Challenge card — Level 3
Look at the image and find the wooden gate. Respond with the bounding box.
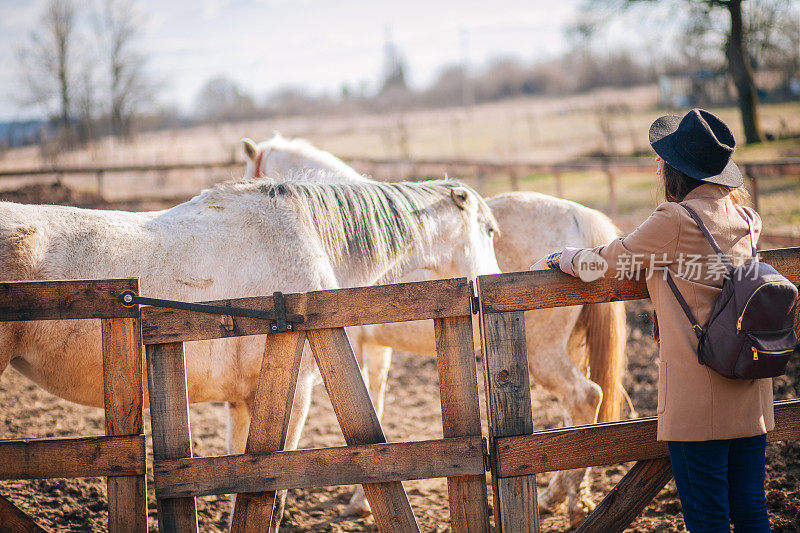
[0,279,147,532]
[477,247,800,532]
[139,278,490,532]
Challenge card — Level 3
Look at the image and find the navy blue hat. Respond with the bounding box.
[649,108,743,188]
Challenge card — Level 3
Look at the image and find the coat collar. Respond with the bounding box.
[683,182,731,201]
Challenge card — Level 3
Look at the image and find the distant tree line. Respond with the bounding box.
[15,0,158,149]
[191,0,798,137]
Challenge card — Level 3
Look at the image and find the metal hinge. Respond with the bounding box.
[469,280,480,315]
[482,437,492,471]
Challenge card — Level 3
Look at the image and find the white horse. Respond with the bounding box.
[0,177,500,530]
[242,134,629,525]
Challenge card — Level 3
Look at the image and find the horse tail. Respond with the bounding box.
[577,301,627,421]
[572,206,627,422]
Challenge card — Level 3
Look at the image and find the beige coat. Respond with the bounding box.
[562,183,773,441]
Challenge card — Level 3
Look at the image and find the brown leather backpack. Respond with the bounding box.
[665,205,799,379]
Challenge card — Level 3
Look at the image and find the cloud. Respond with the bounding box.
[202,0,233,19]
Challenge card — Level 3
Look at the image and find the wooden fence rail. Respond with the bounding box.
[476,246,800,533]
[0,279,147,532]
[139,275,490,532]
[1,246,798,532]
[1,156,797,214]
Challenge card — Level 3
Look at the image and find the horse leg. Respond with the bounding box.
[0,325,13,377]
[341,342,393,518]
[526,309,601,524]
[227,400,252,454]
[269,349,317,533]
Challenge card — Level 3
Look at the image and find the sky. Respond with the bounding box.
[0,0,666,122]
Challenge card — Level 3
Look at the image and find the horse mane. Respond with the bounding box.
[202,176,496,283]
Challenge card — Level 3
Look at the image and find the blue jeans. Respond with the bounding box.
[668,434,770,533]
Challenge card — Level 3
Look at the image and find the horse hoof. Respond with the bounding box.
[340,500,371,518]
[568,496,595,528]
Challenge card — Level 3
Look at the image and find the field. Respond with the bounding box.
[1,88,799,531]
[1,85,798,237]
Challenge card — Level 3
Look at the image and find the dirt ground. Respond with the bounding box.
[1,189,799,531]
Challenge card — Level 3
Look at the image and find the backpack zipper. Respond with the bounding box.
[752,346,794,360]
[737,281,784,333]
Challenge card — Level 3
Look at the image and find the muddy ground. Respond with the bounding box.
[1,185,799,531]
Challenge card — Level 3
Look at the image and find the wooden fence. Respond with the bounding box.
[0,246,798,532]
[139,278,490,532]
[476,246,800,532]
[1,156,798,215]
[0,279,147,532]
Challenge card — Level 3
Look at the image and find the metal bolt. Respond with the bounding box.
[271,324,277,331]
[123,293,133,304]
[286,324,293,331]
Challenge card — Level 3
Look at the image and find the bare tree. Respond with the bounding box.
[194,76,256,122]
[16,0,79,133]
[96,0,153,138]
[592,0,767,144]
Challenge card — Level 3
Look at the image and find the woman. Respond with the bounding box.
[533,108,772,532]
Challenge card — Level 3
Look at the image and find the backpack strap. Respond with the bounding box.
[742,209,758,257]
[664,268,704,341]
[681,203,756,263]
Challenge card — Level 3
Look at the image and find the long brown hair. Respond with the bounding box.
[653,162,751,341]
[662,162,750,205]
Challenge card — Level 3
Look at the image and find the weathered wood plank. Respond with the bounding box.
[102,316,147,533]
[146,342,198,533]
[477,247,800,314]
[434,316,490,533]
[497,399,800,477]
[307,327,420,532]
[0,493,49,532]
[479,311,533,437]
[0,435,145,479]
[574,458,673,533]
[141,277,470,344]
[495,477,539,533]
[230,331,306,533]
[154,436,485,498]
[0,279,139,321]
[477,305,538,533]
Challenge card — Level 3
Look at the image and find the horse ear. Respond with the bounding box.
[450,187,472,211]
[242,138,258,161]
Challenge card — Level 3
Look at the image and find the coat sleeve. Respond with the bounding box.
[559,202,682,280]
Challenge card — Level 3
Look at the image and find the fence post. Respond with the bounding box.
[477,292,539,533]
[553,169,564,198]
[102,311,147,533]
[96,170,105,200]
[147,342,198,533]
[508,169,520,192]
[606,169,618,218]
[749,171,760,211]
[434,316,490,533]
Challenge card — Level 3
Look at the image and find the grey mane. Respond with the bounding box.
[208,177,495,283]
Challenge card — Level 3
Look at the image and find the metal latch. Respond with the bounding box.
[120,290,304,333]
